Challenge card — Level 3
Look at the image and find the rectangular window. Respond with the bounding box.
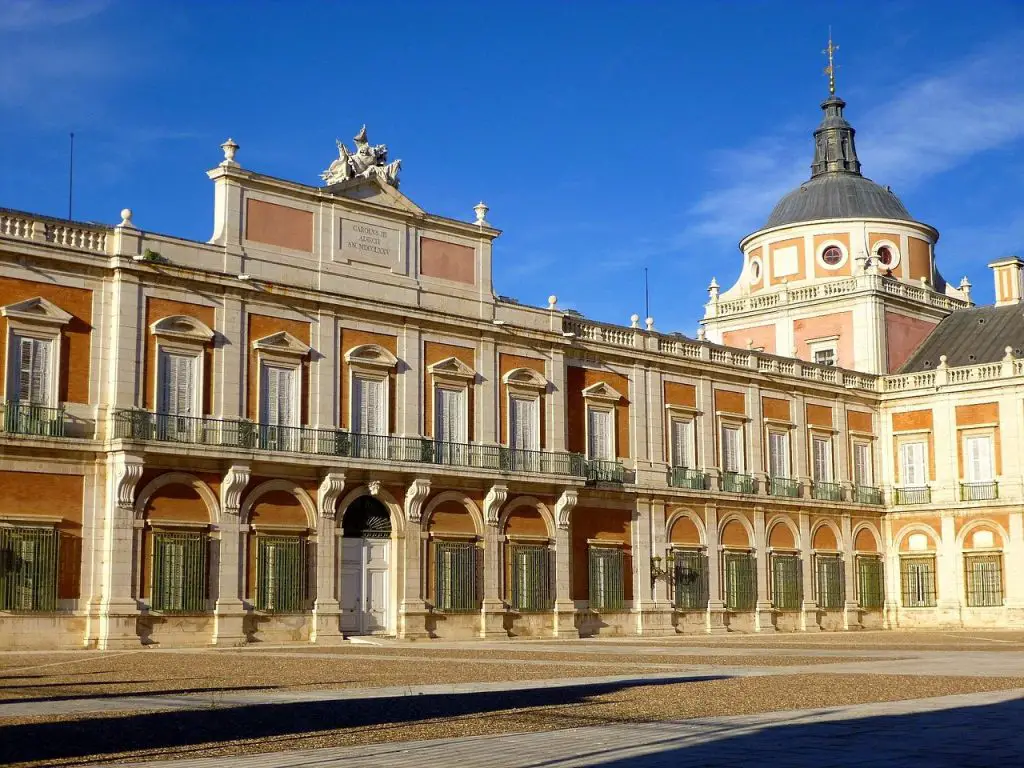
[899,441,927,486]
[158,351,197,416]
[12,336,53,405]
[0,526,58,611]
[587,407,614,460]
[965,554,1002,607]
[812,436,833,482]
[813,346,836,367]
[853,441,872,486]
[261,365,296,426]
[509,397,540,451]
[815,555,844,609]
[255,535,304,612]
[435,539,478,612]
[720,424,743,473]
[508,544,550,611]
[670,418,694,468]
[351,375,385,435]
[151,531,207,613]
[723,551,755,610]
[857,556,884,609]
[435,387,467,444]
[900,556,936,607]
[770,553,801,610]
[588,546,624,610]
[768,431,789,478]
[964,435,995,482]
[673,549,708,610]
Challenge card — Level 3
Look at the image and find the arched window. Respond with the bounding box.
[342,496,392,538]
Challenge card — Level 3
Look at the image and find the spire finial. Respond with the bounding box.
[823,29,839,95]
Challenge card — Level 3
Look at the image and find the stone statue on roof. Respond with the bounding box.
[321,125,402,188]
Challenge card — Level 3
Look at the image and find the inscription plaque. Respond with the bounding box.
[338,218,400,269]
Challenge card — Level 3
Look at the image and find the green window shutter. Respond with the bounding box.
[771,554,801,611]
[152,532,207,613]
[0,527,58,612]
[435,540,477,613]
[510,545,551,612]
[673,549,708,610]
[257,536,304,612]
[815,555,844,609]
[857,556,884,609]
[589,547,624,610]
[724,552,755,610]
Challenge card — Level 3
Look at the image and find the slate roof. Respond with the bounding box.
[765,173,914,229]
[899,304,1024,372]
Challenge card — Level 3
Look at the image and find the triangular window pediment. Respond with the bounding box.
[581,381,623,403]
[150,314,215,343]
[427,356,476,380]
[502,367,547,389]
[252,331,311,356]
[345,343,398,369]
[1,297,73,327]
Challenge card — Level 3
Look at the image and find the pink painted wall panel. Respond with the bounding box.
[886,311,938,372]
[793,311,853,367]
[722,323,776,354]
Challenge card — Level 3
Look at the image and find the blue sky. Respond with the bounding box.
[2,1,1023,334]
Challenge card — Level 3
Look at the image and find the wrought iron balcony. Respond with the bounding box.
[769,476,800,498]
[670,467,709,491]
[812,481,843,502]
[854,485,883,505]
[1,402,67,438]
[586,459,626,484]
[960,481,998,502]
[111,410,588,477]
[722,471,756,494]
[895,486,931,505]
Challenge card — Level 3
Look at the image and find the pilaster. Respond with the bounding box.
[312,307,337,428]
[548,347,567,453]
[937,512,963,626]
[704,503,727,633]
[480,484,509,638]
[398,325,422,436]
[398,478,430,638]
[840,513,860,629]
[479,337,498,445]
[312,472,345,643]
[552,490,579,638]
[753,506,775,632]
[214,464,250,646]
[798,510,820,631]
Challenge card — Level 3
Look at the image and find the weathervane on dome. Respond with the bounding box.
[823,29,839,95]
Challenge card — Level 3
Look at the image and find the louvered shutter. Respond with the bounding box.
[813,437,833,482]
[854,443,871,485]
[352,376,383,434]
[15,337,51,404]
[671,419,693,468]
[900,442,925,485]
[436,388,466,443]
[588,408,611,460]
[965,436,993,482]
[722,426,741,472]
[510,398,538,450]
[768,432,788,477]
[278,368,294,426]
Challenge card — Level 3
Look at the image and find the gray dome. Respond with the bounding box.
[765,173,913,229]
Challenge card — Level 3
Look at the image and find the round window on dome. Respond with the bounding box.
[749,258,762,282]
[822,246,843,266]
[873,242,901,270]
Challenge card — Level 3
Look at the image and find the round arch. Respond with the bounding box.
[337,485,405,537]
[893,522,940,552]
[718,513,754,548]
[956,518,1009,549]
[665,507,706,547]
[241,479,317,529]
[851,521,883,552]
[134,472,220,523]
[422,491,485,535]
[810,519,844,551]
[497,496,555,538]
[766,515,801,549]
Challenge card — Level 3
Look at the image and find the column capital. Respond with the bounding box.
[318,472,346,519]
[555,489,578,530]
[221,464,251,516]
[404,478,431,523]
[483,483,509,527]
[111,453,145,511]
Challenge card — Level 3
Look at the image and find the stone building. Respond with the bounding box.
[0,92,1020,650]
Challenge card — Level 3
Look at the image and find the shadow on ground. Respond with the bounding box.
[0,676,715,765]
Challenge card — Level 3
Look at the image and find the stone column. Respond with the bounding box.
[841,513,860,629]
[753,506,775,632]
[214,464,249,646]
[552,490,579,638]
[94,453,144,649]
[798,510,820,631]
[480,484,509,638]
[1006,511,1024,622]
[312,472,345,643]
[705,503,727,633]
[882,514,900,629]
[937,512,962,626]
[398,479,430,638]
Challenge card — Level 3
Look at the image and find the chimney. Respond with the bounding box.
[989,256,1024,306]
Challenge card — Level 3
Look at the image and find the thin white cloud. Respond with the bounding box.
[0,0,110,31]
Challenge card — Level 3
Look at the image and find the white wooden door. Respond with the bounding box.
[363,539,390,633]
[339,539,362,634]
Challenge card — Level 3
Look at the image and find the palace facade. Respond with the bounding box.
[1,92,1022,650]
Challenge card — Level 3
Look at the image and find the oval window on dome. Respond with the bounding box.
[749,258,762,281]
[822,246,843,266]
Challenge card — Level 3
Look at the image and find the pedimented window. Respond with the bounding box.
[503,367,546,391]
[2,297,73,406]
[1,297,73,328]
[427,356,475,381]
[581,381,623,404]
[150,315,214,344]
[345,343,398,370]
[252,331,311,357]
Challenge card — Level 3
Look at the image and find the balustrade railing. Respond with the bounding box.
[1,402,67,437]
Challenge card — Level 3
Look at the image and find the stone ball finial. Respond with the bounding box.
[119,208,134,228]
[1005,346,1015,361]
[547,295,557,310]
[938,354,948,368]
[474,201,489,226]
[696,326,707,341]
[630,313,640,328]
[220,137,239,166]
[645,316,654,331]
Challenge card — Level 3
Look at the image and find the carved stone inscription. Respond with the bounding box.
[339,218,400,269]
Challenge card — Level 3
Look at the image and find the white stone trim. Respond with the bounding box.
[150,315,214,344]
[815,239,849,271]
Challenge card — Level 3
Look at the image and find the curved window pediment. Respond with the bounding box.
[502,367,546,389]
[150,315,215,343]
[345,343,398,369]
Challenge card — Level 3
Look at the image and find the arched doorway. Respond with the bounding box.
[340,495,392,635]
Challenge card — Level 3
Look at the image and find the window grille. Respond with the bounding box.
[857,555,884,609]
[673,549,708,610]
[508,545,551,612]
[815,554,844,609]
[589,547,625,610]
[770,553,801,611]
[152,531,207,613]
[723,551,755,610]
[255,535,305,612]
[0,526,58,612]
[900,556,936,607]
[964,554,1002,608]
[435,540,478,613]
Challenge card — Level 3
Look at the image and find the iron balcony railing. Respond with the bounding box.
[586,459,626,484]
[112,410,589,478]
[895,486,931,505]
[813,481,843,502]
[960,481,998,502]
[1,402,67,438]
[769,476,800,498]
[670,467,709,491]
[855,485,884,505]
[722,471,756,494]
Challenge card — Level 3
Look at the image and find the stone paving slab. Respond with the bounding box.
[111,687,1024,768]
